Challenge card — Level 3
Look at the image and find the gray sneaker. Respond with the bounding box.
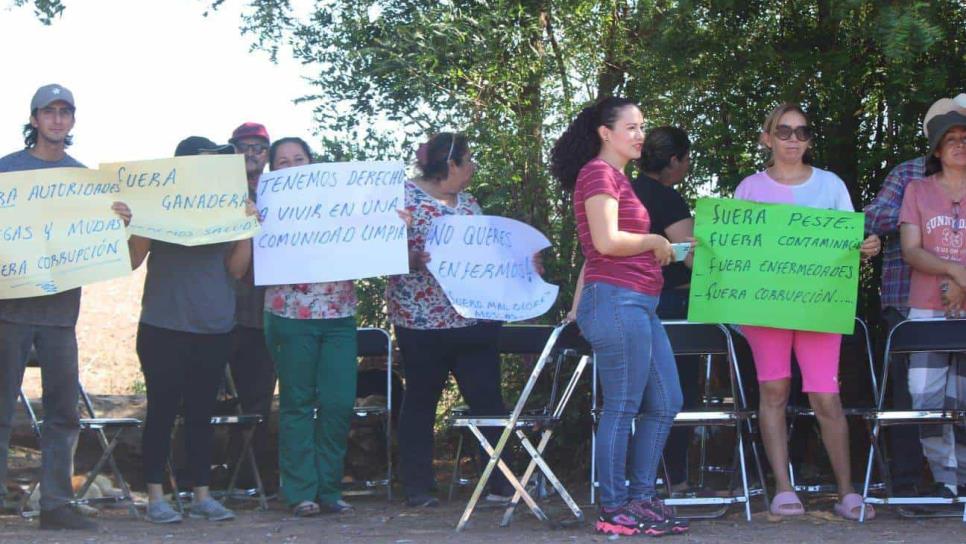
[188,498,235,521]
[319,499,353,514]
[146,501,183,524]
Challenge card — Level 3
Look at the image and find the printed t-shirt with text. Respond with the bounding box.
[899,175,966,311]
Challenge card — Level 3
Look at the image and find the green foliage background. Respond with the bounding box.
[26,0,965,327]
[222,0,966,472]
[218,0,966,330]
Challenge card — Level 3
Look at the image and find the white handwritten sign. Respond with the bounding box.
[425,215,558,322]
[101,155,259,246]
[0,167,131,299]
[252,161,409,285]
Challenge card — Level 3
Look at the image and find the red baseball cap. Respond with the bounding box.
[229,122,270,144]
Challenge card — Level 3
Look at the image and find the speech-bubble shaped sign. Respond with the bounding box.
[426,215,558,322]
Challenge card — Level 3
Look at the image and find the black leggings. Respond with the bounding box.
[396,322,508,497]
[137,323,231,486]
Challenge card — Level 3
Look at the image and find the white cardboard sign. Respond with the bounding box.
[425,215,558,322]
[253,161,409,285]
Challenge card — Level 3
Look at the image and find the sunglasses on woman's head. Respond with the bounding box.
[774,125,813,141]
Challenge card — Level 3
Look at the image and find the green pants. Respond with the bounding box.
[264,312,357,505]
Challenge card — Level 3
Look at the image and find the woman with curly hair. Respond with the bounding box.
[553,98,686,537]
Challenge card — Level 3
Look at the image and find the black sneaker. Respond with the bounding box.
[636,497,689,534]
[405,494,440,507]
[39,505,99,531]
[596,504,669,537]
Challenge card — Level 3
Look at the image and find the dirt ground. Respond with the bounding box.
[1,492,964,544]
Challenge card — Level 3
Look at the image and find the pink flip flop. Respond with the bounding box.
[769,491,805,516]
[834,493,875,520]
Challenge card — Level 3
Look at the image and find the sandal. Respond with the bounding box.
[293,500,320,517]
[834,493,874,521]
[769,491,805,516]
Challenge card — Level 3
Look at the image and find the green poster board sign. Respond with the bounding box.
[687,198,864,334]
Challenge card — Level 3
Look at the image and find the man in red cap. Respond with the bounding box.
[226,122,277,493]
[229,122,271,194]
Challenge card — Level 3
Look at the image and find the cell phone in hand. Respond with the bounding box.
[670,242,692,263]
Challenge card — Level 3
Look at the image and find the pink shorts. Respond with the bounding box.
[741,325,842,393]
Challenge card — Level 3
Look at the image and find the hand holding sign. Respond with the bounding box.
[425,215,558,322]
[111,201,132,226]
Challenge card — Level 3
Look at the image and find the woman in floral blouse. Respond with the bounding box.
[387,132,514,506]
[262,137,359,517]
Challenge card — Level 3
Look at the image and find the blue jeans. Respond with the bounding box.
[578,282,683,507]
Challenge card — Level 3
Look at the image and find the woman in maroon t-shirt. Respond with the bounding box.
[551,97,684,537]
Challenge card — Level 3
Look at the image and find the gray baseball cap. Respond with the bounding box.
[30,84,75,112]
[927,111,966,153]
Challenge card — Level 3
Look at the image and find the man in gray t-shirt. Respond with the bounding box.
[0,84,130,531]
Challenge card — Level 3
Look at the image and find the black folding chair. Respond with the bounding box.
[860,317,966,522]
[168,367,267,512]
[349,327,394,500]
[589,321,764,521]
[785,317,885,495]
[449,322,591,531]
[17,350,141,519]
[662,322,763,520]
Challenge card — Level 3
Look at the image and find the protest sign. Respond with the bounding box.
[101,155,259,245]
[688,198,863,334]
[0,167,130,299]
[425,215,558,322]
[252,161,409,285]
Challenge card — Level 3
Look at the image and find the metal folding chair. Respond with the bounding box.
[168,367,267,512]
[450,321,591,531]
[860,317,966,522]
[589,321,763,521]
[781,317,885,497]
[17,350,141,519]
[662,322,763,520]
[349,327,394,500]
[447,325,555,501]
